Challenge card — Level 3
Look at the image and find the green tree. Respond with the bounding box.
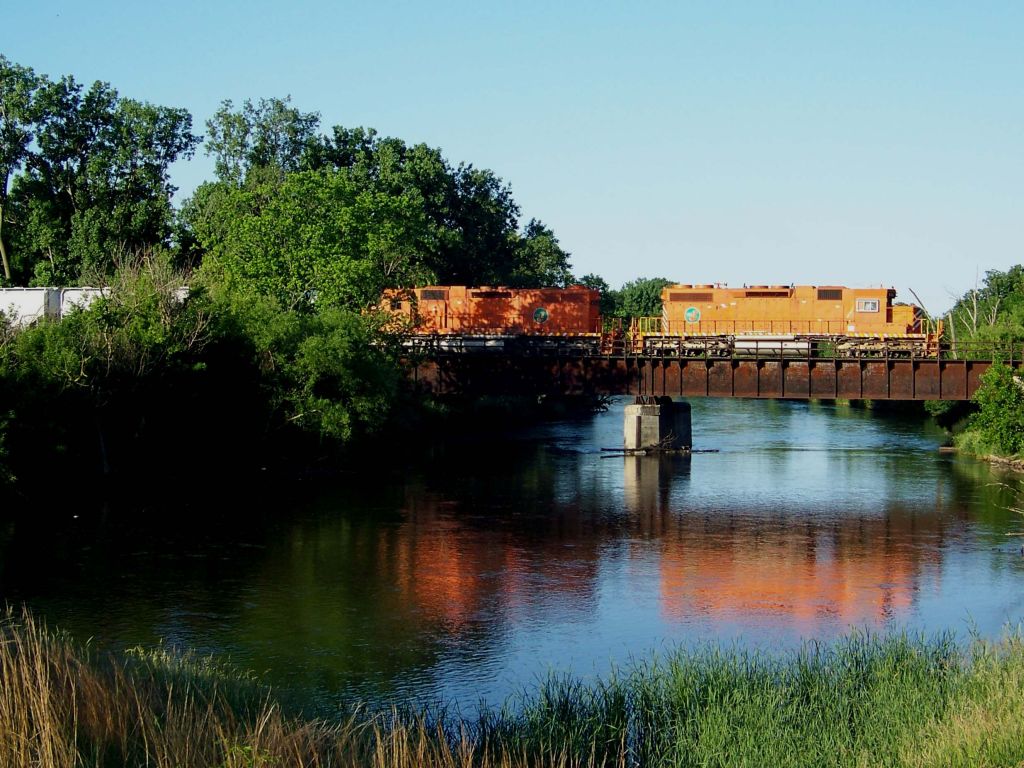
[287,308,400,440]
[617,277,672,317]
[308,125,549,286]
[193,169,432,309]
[508,219,573,287]
[967,363,1024,456]
[0,56,42,282]
[4,65,198,284]
[306,130,465,280]
[442,164,520,285]
[205,96,320,185]
[928,265,1024,441]
[199,275,402,444]
[578,273,617,316]
[186,104,565,292]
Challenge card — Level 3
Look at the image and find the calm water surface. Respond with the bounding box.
[3,398,1024,712]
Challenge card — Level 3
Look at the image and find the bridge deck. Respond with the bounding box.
[411,353,1016,400]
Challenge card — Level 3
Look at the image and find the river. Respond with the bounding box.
[2,398,1024,714]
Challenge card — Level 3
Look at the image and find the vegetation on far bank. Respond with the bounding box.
[922,266,1024,463]
[4,607,1024,767]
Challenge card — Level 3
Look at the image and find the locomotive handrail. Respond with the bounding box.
[399,333,1024,363]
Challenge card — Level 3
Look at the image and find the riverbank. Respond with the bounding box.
[3,609,1024,768]
[987,455,1024,472]
[953,428,1024,473]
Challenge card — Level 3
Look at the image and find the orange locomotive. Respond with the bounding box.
[383,283,939,356]
[382,285,603,351]
[642,284,939,356]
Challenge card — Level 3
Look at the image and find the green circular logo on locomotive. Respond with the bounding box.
[533,307,549,323]
[684,306,701,323]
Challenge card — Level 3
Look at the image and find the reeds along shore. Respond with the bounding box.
[3,608,1024,768]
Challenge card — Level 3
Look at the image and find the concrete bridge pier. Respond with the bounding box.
[624,396,692,451]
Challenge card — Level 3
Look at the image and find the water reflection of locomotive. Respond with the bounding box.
[383,283,941,356]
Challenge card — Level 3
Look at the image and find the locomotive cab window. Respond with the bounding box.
[856,299,880,313]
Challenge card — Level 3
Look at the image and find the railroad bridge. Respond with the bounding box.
[403,342,1019,450]
[408,342,1021,450]
[407,341,1022,402]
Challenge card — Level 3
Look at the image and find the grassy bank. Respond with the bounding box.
[952,428,1024,473]
[5,610,1024,767]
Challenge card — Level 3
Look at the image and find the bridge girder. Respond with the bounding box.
[409,355,1011,401]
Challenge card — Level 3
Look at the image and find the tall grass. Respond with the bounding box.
[954,428,1002,461]
[4,607,1024,767]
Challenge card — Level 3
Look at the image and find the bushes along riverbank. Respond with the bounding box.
[4,608,1024,767]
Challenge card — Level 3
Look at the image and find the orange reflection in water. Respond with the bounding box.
[385,455,948,636]
[389,520,496,630]
[614,456,942,630]
[386,494,603,632]
[622,454,945,631]
[656,523,930,631]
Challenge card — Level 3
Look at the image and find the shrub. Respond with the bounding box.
[968,363,1024,456]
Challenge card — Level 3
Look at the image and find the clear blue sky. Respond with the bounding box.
[7,1,1022,313]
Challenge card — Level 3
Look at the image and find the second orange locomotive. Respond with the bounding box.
[646,283,937,355]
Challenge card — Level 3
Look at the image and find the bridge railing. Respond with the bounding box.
[396,332,1024,363]
[632,337,1024,362]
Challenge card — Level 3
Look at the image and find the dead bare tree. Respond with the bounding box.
[947,310,958,359]
[907,287,936,334]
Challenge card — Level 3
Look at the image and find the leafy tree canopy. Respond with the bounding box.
[578,273,617,316]
[0,56,38,282]
[616,277,673,318]
[205,96,319,186]
[0,57,199,285]
[184,100,573,298]
[508,219,574,288]
[967,363,1024,456]
[941,265,1024,457]
[192,169,434,310]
